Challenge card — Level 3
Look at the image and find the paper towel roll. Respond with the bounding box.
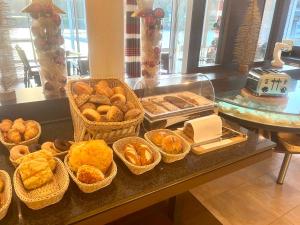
[184,115,222,143]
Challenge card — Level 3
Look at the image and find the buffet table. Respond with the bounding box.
[0,119,275,225]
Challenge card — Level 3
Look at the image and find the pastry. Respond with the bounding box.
[82,108,101,122]
[41,142,57,155]
[97,105,111,115]
[10,145,30,161]
[135,143,153,166]
[112,101,128,113]
[25,120,38,130]
[54,139,71,152]
[17,150,57,171]
[75,94,90,107]
[89,94,111,105]
[7,129,22,144]
[124,144,141,166]
[178,94,200,106]
[107,106,124,122]
[0,178,4,193]
[95,86,114,98]
[68,140,113,174]
[96,80,109,88]
[110,94,126,105]
[80,102,97,112]
[163,96,193,109]
[125,109,142,120]
[0,119,12,132]
[151,98,179,111]
[77,165,105,184]
[113,86,126,96]
[12,121,26,134]
[73,81,93,95]
[29,143,42,151]
[150,131,169,147]
[24,127,39,141]
[161,135,183,154]
[126,101,136,111]
[99,115,109,122]
[18,157,54,190]
[141,100,167,115]
[14,118,24,124]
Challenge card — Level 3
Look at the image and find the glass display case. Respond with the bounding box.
[133,74,216,129]
[216,80,300,130]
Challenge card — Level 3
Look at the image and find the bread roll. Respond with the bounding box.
[12,122,26,134]
[0,119,12,132]
[95,86,114,98]
[80,102,97,112]
[7,129,22,144]
[82,108,101,122]
[24,127,39,141]
[124,144,141,166]
[125,109,142,121]
[107,106,124,122]
[73,81,93,95]
[135,144,153,166]
[161,135,183,154]
[113,86,126,96]
[89,95,111,105]
[110,94,126,105]
[150,131,168,147]
[77,165,105,184]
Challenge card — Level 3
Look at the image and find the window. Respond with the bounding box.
[198,0,224,66]
[255,0,277,61]
[283,0,300,46]
[7,0,88,76]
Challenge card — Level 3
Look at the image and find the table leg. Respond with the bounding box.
[277,153,293,184]
[167,195,184,225]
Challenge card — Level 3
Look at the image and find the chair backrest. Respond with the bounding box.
[15,45,31,71]
[78,59,90,76]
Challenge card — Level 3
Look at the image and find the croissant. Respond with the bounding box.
[24,127,39,141]
[7,129,22,144]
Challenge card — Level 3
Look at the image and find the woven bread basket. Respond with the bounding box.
[0,170,12,220]
[113,137,161,175]
[66,79,144,144]
[64,154,117,193]
[145,129,191,163]
[0,121,41,150]
[13,158,69,210]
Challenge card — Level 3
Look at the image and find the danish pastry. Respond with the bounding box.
[82,108,101,122]
[110,94,126,105]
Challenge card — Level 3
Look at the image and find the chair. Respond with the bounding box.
[277,133,300,184]
[78,59,90,76]
[15,45,41,88]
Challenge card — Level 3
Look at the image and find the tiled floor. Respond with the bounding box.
[191,152,300,225]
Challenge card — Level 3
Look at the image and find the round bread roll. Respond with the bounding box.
[96,80,109,88]
[126,101,136,111]
[112,101,128,113]
[150,131,169,147]
[80,102,97,112]
[125,109,142,121]
[24,127,39,141]
[110,94,126,105]
[161,135,183,154]
[10,145,30,161]
[89,95,111,105]
[0,119,13,132]
[7,129,22,144]
[73,81,93,95]
[12,121,26,134]
[95,86,114,98]
[77,165,105,184]
[82,108,101,122]
[113,86,126,96]
[107,106,124,122]
[97,105,111,115]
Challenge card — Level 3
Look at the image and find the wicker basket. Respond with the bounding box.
[145,129,191,163]
[278,133,300,153]
[113,137,161,175]
[0,121,41,150]
[0,171,12,220]
[66,79,144,144]
[64,154,117,193]
[13,158,69,210]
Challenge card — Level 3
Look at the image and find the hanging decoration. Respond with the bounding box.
[0,0,18,101]
[22,0,67,96]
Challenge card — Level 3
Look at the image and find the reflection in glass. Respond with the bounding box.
[199,0,224,67]
[255,0,277,61]
[284,0,300,46]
